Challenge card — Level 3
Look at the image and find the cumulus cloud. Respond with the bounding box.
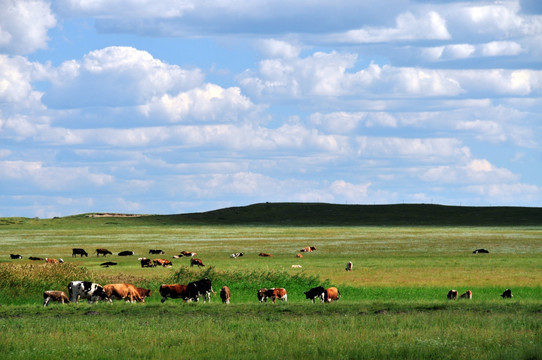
[0,55,48,108]
[0,0,56,54]
[421,158,518,185]
[422,41,524,61]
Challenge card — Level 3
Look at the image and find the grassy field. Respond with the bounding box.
[1,205,541,359]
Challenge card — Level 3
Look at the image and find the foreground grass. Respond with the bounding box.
[1,302,540,360]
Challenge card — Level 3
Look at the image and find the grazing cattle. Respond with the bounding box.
[149,249,164,255]
[258,288,287,303]
[220,286,231,304]
[190,258,205,267]
[29,256,43,261]
[136,287,151,301]
[300,246,316,253]
[43,290,69,307]
[473,248,489,254]
[324,287,340,303]
[96,248,112,257]
[68,281,108,304]
[103,283,143,303]
[345,261,353,271]
[447,289,458,300]
[230,252,244,258]
[153,258,172,267]
[501,289,513,298]
[100,261,117,267]
[180,251,197,257]
[10,254,22,259]
[45,258,64,264]
[259,253,273,257]
[186,278,214,302]
[304,286,325,303]
[72,248,88,257]
[296,253,303,258]
[140,258,153,268]
[118,250,134,256]
[159,284,189,303]
[291,265,302,268]
[460,290,472,299]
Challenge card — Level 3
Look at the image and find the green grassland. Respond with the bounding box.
[0,203,541,359]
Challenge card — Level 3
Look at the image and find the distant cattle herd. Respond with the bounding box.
[6,246,514,306]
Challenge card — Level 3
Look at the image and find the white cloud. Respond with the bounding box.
[0,55,48,108]
[257,39,301,59]
[422,41,524,61]
[421,159,518,185]
[0,0,56,54]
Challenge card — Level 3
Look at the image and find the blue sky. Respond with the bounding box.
[1,0,541,217]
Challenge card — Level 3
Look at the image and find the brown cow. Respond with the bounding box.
[190,258,205,267]
[159,284,189,303]
[153,258,173,267]
[45,258,64,264]
[180,251,197,257]
[259,253,273,257]
[460,290,472,299]
[324,287,340,303]
[96,248,112,257]
[258,288,287,303]
[447,289,458,300]
[136,287,151,301]
[43,290,70,307]
[139,257,153,267]
[220,286,231,304]
[103,283,143,303]
[296,253,303,258]
[300,246,316,252]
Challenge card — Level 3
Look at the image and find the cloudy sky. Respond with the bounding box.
[1,0,541,217]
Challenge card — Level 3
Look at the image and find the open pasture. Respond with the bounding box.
[1,217,541,359]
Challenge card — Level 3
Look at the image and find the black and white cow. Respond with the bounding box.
[304,286,325,303]
[10,254,23,259]
[230,252,244,258]
[118,250,134,256]
[149,249,164,255]
[67,281,109,304]
[186,278,214,302]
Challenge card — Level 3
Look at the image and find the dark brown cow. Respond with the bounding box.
[139,258,153,267]
[153,258,172,267]
[136,287,151,301]
[190,258,205,267]
[345,261,353,271]
[447,289,458,300]
[96,248,112,257]
[29,256,43,261]
[324,287,340,303]
[45,257,64,264]
[159,284,189,303]
[259,253,273,257]
[72,248,88,257]
[220,286,231,304]
[460,290,472,299]
[43,290,70,307]
[103,283,143,303]
[258,288,287,303]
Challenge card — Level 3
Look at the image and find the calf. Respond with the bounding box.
[345,261,353,271]
[43,290,70,307]
[72,248,88,257]
[136,287,151,301]
[96,248,112,257]
[259,253,273,257]
[153,258,172,267]
[45,258,64,263]
[103,283,143,303]
[68,281,108,304]
[473,248,489,254]
[190,258,205,267]
[447,289,458,300]
[291,264,302,268]
[149,249,164,255]
[501,289,513,298]
[304,286,325,303]
[160,284,189,303]
[220,286,231,304]
[296,253,303,258]
[324,287,340,303]
[460,290,472,299]
[118,250,134,256]
[10,254,23,259]
[186,278,214,302]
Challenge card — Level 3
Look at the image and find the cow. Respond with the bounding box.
[43,290,70,307]
[10,254,23,259]
[345,261,353,271]
[140,258,154,268]
[501,289,513,298]
[473,249,489,254]
[296,253,303,258]
[72,248,88,257]
[258,288,287,303]
[460,290,472,299]
[304,286,325,303]
[153,258,172,267]
[29,256,43,261]
[136,287,151,301]
[259,253,273,257]
[190,258,205,267]
[100,261,117,267]
[45,258,64,264]
[220,286,231,304]
[103,283,143,303]
[300,246,316,252]
[149,249,165,255]
[186,278,214,303]
[179,251,197,257]
[68,281,109,304]
[324,287,340,303]
[96,248,112,257]
[159,284,189,303]
[118,250,134,256]
[447,289,458,300]
[291,265,302,268]
[230,252,244,258]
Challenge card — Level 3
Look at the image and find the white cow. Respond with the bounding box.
[68,281,109,304]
